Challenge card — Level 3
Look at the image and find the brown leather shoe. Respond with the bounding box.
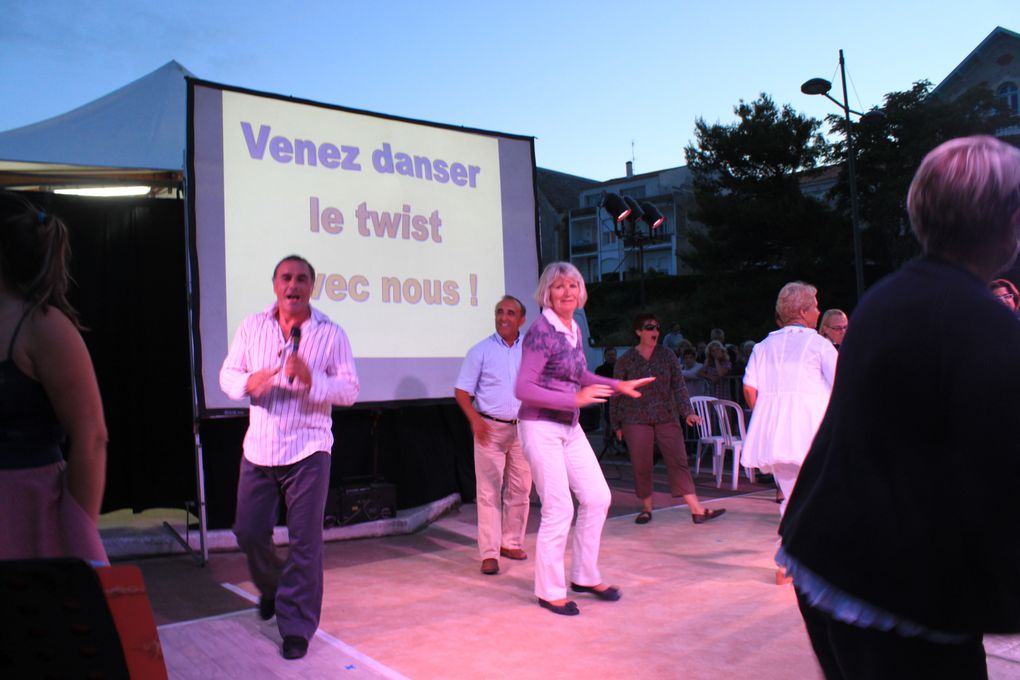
[499,547,528,560]
[481,558,499,575]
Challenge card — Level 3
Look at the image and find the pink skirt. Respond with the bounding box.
[0,460,107,563]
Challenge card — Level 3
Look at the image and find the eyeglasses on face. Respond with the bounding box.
[642,324,660,331]
[826,324,848,332]
[995,293,1015,302]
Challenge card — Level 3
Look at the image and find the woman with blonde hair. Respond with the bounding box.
[698,339,731,398]
[741,282,837,525]
[515,262,652,616]
[0,191,108,562]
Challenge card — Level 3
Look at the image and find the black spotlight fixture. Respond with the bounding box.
[640,202,664,230]
[623,196,643,222]
[622,196,644,237]
[602,192,630,222]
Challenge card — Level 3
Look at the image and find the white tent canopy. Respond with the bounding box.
[0,61,191,189]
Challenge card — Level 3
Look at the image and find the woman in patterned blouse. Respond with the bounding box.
[611,313,726,526]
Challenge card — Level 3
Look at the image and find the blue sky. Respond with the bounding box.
[1,1,1016,180]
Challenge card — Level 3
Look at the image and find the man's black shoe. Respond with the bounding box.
[282,635,308,660]
[258,596,275,620]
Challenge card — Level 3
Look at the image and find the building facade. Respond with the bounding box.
[933,26,1020,141]
[566,162,697,283]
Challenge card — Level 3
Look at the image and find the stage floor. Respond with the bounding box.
[125,472,1020,679]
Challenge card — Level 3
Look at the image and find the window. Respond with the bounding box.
[570,216,597,253]
[571,256,596,281]
[997,81,1019,116]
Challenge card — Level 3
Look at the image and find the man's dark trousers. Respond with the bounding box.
[234,451,331,641]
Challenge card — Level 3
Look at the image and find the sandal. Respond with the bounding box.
[635,510,652,524]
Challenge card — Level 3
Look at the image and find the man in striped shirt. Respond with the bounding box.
[220,254,359,660]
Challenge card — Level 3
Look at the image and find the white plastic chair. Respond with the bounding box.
[690,396,725,480]
[712,399,756,490]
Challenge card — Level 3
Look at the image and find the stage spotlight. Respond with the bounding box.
[602,192,630,222]
[640,202,664,229]
[623,196,644,224]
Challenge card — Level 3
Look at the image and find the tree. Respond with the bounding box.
[826,80,1013,276]
[683,95,855,324]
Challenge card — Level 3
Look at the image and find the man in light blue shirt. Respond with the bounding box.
[455,296,531,576]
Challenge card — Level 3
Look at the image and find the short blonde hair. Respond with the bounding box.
[776,281,818,326]
[534,262,588,310]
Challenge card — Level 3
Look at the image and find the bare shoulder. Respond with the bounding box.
[19,307,90,377]
[23,306,82,349]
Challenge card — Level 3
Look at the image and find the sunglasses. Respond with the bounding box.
[642,324,660,331]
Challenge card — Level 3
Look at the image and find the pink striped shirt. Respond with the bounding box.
[219,303,360,466]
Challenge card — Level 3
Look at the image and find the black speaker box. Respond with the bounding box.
[325,482,396,527]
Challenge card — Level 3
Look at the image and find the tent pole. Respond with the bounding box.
[164,176,209,566]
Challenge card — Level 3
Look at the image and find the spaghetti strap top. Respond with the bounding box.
[0,308,65,469]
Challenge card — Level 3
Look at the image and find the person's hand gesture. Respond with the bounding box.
[246,368,279,398]
[576,384,614,406]
[616,377,655,398]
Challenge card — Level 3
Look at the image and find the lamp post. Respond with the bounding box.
[802,49,879,301]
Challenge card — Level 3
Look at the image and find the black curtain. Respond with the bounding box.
[25,192,475,526]
[30,193,195,512]
[200,405,476,529]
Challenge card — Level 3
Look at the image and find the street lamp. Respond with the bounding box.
[802,49,882,301]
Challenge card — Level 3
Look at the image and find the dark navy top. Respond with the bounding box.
[0,309,64,469]
[780,257,1020,635]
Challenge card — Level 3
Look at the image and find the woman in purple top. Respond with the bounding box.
[611,313,725,525]
[515,262,652,616]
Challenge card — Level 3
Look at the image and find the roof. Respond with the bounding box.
[932,26,1020,97]
[0,61,192,183]
[536,167,598,214]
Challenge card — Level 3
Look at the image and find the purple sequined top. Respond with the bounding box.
[515,313,617,426]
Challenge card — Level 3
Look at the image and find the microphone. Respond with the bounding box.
[288,327,301,384]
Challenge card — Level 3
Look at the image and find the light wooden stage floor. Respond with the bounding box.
[136,489,1020,679]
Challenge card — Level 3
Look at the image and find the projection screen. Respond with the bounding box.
[188,81,539,413]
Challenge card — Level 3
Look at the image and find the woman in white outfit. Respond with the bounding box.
[741,282,837,528]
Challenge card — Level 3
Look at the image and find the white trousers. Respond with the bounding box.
[474,420,532,558]
[773,462,802,519]
[518,419,611,601]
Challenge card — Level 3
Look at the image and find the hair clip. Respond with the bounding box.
[37,211,48,223]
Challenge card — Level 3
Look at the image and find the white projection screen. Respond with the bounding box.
[188,81,539,413]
